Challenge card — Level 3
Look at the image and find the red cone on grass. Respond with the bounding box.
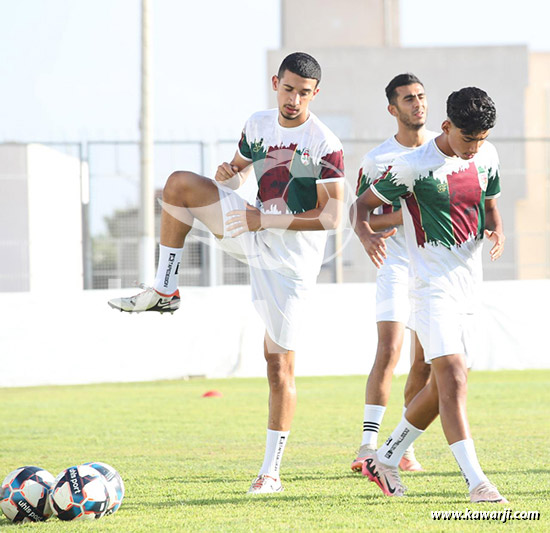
[202,390,223,398]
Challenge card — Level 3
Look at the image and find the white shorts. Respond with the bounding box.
[410,308,477,367]
[215,185,313,351]
[375,258,410,323]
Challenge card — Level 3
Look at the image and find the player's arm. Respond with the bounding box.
[484,198,505,261]
[368,209,403,231]
[265,180,344,230]
[350,188,397,268]
[356,164,403,231]
[214,151,253,190]
[226,181,344,234]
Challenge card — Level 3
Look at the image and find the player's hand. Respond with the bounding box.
[226,204,263,236]
[360,227,397,268]
[215,162,240,183]
[484,229,505,261]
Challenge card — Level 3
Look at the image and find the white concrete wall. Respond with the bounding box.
[27,144,83,292]
[0,143,83,292]
[0,280,548,388]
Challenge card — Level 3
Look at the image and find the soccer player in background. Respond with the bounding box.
[351,74,434,474]
[109,53,345,494]
[351,87,507,503]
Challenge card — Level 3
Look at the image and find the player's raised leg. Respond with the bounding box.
[108,171,224,313]
[248,333,295,494]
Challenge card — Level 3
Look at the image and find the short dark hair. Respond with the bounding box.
[277,52,322,85]
[446,87,497,134]
[385,73,424,104]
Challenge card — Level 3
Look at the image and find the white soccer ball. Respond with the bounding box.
[0,466,55,522]
[49,464,109,520]
[84,462,124,515]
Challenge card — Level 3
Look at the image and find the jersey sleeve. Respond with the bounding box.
[481,143,501,199]
[317,148,345,183]
[485,166,501,199]
[370,157,413,204]
[356,154,378,196]
[237,125,253,161]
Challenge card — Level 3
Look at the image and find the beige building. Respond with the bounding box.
[269,0,550,281]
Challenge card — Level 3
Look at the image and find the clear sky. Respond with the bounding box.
[1,0,549,143]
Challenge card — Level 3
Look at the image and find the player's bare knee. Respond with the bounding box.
[439,367,467,400]
[267,357,294,391]
[163,170,197,201]
[375,339,402,363]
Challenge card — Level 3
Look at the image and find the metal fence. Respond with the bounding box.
[3,138,548,291]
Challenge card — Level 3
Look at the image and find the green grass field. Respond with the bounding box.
[0,370,548,531]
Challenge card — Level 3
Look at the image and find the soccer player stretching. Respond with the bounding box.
[352,73,434,473]
[351,87,507,503]
[109,53,345,494]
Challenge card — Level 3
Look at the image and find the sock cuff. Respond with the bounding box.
[159,244,184,253]
[449,438,474,452]
[364,404,386,416]
[402,415,424,434]
[267,429,290,437]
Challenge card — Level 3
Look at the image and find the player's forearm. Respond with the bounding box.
[349,200,375,242]
[261,204,341,231]
[218,173,244,190]
[215,159,252,190]
[368,209,403,231]
[485,205,503,234]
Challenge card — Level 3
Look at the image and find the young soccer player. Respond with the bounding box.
[351,87,507,503]
[108,52,345,494]
[351,74,435,473]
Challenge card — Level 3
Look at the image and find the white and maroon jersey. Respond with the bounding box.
[356,132,438,261]
[236,109,345,281]
[371,138,501,313]
[238,109,344,214]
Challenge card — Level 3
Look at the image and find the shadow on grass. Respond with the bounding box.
[0,518,53,528]
[171,473,364,484]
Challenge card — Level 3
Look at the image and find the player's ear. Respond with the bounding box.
[388,104,398,118]
[441,119,451,134]
[272,75,279,91]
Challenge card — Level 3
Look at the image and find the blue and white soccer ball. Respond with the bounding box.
[0,466,55,522]
[49,464,109,520]
[84,462,124,515]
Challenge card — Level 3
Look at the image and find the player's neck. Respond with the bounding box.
[434,133,456,158]
[278,110,311,129]
[394,126,426,148]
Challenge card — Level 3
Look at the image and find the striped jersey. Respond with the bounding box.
[371,138,501,312]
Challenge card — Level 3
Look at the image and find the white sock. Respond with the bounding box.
[450,438,488,491]
[153,245,182,294]
[259,429,289,478]
[402,406,414,453]
[361,405,386,447]
[377,415,424,467]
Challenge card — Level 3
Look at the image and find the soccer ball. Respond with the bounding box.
[50,464,109,520]
[0,466,55,522]
[84,462,124,515]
